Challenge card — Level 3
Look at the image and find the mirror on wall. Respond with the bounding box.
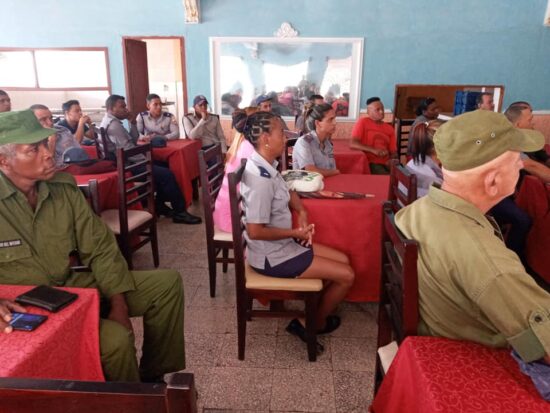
[209,37,364,120]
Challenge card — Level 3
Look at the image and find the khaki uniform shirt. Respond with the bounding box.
[395,186,550,362]
[137,111,180,140]
[0,172,135,298]
[182,112,227,152]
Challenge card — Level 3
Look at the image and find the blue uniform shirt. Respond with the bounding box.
[292,131,336,170]
[241,151,309,269]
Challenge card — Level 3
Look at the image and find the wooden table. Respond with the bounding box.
[298,174,390,302]
[73,171,120,210]
[0,285,104,381]
[152,140,202,207]
[332,140,369,174]
[371,336,548,412]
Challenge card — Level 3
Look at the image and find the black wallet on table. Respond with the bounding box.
[15,285,78,312]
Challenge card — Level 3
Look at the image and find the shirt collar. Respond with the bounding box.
[0,171,51,205]
[427,186,493,230]
[250,150,279,176]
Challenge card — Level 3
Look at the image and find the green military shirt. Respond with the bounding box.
[0,171,135,298]
[395,186,550,363]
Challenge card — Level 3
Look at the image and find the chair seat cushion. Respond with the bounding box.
[101,209,153,234]
[245,264,322,292]
[213,226,232,242]
[377,340,399,373]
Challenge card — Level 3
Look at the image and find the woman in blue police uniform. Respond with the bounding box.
[239,111,355,345]
[292,103,340,177]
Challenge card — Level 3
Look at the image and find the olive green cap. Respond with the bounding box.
[0,110,56,145]
[434,109,544,171]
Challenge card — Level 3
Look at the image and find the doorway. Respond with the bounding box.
[122,36,188,121]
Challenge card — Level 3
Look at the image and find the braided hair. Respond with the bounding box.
[233,111,276,147]
[305,103,333,133]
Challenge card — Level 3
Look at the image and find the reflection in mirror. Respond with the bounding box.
[210,37,363,119]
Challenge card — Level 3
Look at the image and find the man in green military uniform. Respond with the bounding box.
[0,110,185,382]
[396,110,550,364]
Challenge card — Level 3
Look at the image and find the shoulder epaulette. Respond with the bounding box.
[257,166,271,178]
[163,112,173,118]
[140,111,149,116]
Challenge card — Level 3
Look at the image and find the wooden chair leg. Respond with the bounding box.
[151,225,160,268]
[246,297,253,321]
[118,236,133,271]
[207,246,217,298]
[304,293,319,362]
[222,247,229,273]
[237,291,248,360]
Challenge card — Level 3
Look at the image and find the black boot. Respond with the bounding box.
[172,210,202,224]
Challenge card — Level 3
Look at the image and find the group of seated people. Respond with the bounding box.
[2,81,550,399]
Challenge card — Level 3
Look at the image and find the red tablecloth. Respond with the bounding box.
[0,285,104,381]
[73,171,120,210]
[82,145,99,159]
[332,140,369,174]
[298,174,389,302]
[152,139,202,207]
[516,175,550,282]
[371,336,549,413]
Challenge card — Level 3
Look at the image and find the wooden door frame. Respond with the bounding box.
[122,36,188,114]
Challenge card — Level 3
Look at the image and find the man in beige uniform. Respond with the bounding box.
[396,110,550,364]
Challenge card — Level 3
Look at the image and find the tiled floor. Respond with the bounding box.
[131,201,378,413]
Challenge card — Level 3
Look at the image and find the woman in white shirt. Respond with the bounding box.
[406,120,444,197]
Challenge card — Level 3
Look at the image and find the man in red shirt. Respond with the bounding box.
[350,97,397,174]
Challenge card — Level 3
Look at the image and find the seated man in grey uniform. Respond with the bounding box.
[31,104,115,175]
[100,94,201,225]
[182,95,227,152]
[292,103,340,177]
[395,110,550,397]
[0,110,185,382]
[136,93,180,141]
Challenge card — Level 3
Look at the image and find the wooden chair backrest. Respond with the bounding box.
[281,137,298,171]
[98,127,113,161]
[115,143,156,236]
[0,372,197,413]
[228,160,248,292]
[198,144,225,239]
[77,178,101,215]
[389,159,417,212]
[379,202,419,344]
[395,118,415,161]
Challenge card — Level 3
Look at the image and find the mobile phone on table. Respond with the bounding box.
[9,312,48,331]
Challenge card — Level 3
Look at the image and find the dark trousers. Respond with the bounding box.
[134,162,186,214]
[489,196,532,263]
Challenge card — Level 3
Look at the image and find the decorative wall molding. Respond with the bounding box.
[274,22,298,38]
[184,0,200,24]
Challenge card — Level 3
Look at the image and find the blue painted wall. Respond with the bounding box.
[3,0,550,110]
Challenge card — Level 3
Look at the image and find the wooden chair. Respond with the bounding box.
[0,372,198,413]
[281,137,298,171]
[100,144,159,269]
[394,118,415,162]
[77,178,101,215]
[388,159,417,212]
[228,160,323,361]
[374,202,419,393]
[198,144,233,298]
[97,127,113,161]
